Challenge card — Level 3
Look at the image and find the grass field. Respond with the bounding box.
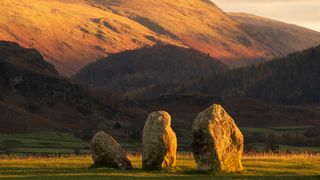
[1,127,320,154]
[0,131,90,154]
[0,153,319,179]
[0,130,319,179]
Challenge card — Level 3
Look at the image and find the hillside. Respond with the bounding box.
[73,42,320,144]
[198,45,320,105]
[73,45,228,98]
[143,95,320,128]
[74,43,320,105]
[229,13,320,57]
[1,0,320,76]
[133,44,320,105]
[1,41,320,149]
[140,95,320,150]
[0,41,57,75]
[0,0,180,76]
[0,41,145,134]
[88,0,271,66]
[75,43,320,104]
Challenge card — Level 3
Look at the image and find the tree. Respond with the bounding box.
[113,122,122,130]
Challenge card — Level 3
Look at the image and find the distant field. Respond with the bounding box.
[0,153,319,179]
[0,131,90,154]
[0,127,320,154]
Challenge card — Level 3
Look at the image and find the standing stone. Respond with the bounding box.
[142,111,177,170]
[192,104,244,173]
[91,131,133,170]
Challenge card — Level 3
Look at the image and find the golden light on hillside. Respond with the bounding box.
[0,0,180,75]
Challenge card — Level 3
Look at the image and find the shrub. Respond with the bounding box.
[129,130,141,140]
[74,149,81,155]
[265,142,280,153]
[78,129,94,140]
[304,127,320,138]
[113,122,122,130]
[244,143,256,153]
[25,102,39,113]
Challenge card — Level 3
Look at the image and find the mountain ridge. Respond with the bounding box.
[0,0,181,75]
[74,45,228,98]
[75,43,320,104]
[229,12,320,58]
[87,0,271,65]
[1,0,320,76]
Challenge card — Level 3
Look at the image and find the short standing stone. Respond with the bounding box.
[91,131,133,169]
[192,104,244,173]
[142,111,177,170]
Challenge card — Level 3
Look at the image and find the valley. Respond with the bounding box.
[0,1,319,176]
[1,40,320,154]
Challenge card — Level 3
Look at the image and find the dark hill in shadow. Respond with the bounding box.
[74,45,228,98]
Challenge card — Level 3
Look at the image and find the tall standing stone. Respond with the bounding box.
[192,104,244,173]
[91,131,133,170]
[142,111,177,170]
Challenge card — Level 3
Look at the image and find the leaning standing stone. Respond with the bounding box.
[91,131,133,169]
[142,111,177,170]
[192,104,244,173]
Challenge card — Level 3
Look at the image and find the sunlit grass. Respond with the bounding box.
[0,153,319,179]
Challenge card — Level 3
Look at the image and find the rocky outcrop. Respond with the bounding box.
[91,131,133,170]
[0,41,57,75]
[142,111,177,170]
[192,104,244,173]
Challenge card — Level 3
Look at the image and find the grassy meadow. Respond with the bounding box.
[0,153,319,179]
[1,126,320,155]
[0,128,319,179]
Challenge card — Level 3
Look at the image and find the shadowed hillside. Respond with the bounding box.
[74,43,320,147]
[0,41,145,134]
[0,41,57,75]
[1,41,320,152]
[199,45,320,104]
[75,44,320,105]
[74,45,228,98]
[139,95,320,150]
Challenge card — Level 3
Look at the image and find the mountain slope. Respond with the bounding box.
[75,43,320,103]
[1,41,320,145]
[1,0,320,76]
[196,45,320,104]
[0,41,144,133]
[0,0,180,76]
[0,41,88,131]
[88,0,270,66]
[229,13,320,57]
[88,0,320,65]
[74,45,228,98]
[0,41,57,75]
